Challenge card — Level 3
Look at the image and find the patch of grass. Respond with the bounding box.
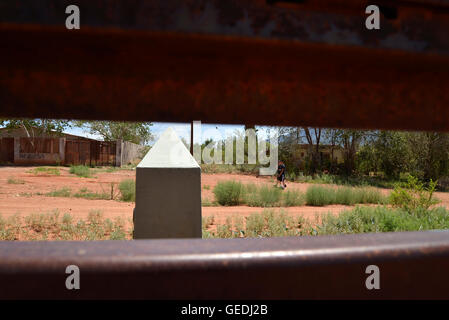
[27,167,60,176]
[0,210,132,241]
[73,188,110,200]
[244,185,282,207]
[213,181,244,206]
[119,179,135,202]
[305,186,336,206]
[202,197,219,207]
[7,177,25,184]
[69,165,92,178]
[205,210,305,238]
[201,164,259,175]
[312,206,449,235]
[19,192,33,197]
[281,190,305,206]
[45,187,72,197]
[212,181,305,208]
[305,185,385,206]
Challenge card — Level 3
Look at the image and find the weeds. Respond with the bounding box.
[213,181,304,207]
[244,185,282,207]
[213,181,244,206]
[0,210,132,241]
[27,167,60,176]
[313,205,449,235]
[389,175,440,212]
[69,165,92,178]
[305,185,385,206]
[205,210,304,238]
[45,187,72,197]
[119,179,135,202]
[7,177,25,184]
[73,188,110,200]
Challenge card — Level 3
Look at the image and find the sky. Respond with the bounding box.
[66,122,272,145]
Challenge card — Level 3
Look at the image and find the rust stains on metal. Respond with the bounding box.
[1,25,449,131]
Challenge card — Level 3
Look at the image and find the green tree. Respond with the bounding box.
[74,121,153,145]
[0,119,70,136]
[0,118,71,150]
[375,131,412,179]
[408,132,449,181]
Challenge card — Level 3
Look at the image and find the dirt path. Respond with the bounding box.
[2,166,449,225]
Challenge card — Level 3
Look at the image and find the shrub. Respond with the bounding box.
[281,190,305,207]
[245,185,282,207]
[305,186,335,206]
[389,175,440,212]
[306,185,385,206]
[213,181,244,206]
[334,187,356,205]
[69,165,91,178]
[356,187,386,204]
[313,205,449,235]
[119,179,136,202]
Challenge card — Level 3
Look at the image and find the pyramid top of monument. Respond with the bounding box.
[137,127,200,168]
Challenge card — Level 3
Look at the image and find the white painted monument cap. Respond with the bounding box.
[138,127,200,168]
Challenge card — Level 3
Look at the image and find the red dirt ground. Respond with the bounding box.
[1,166,449,227]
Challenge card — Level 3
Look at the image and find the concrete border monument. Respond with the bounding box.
[133,127,201,239]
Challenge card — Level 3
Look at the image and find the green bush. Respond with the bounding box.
[334,187,356,205]
[69,165,91,178]
[213,181,244,206]
[306,185,385,206]
[389,175,440,212]
[305,186,335,206]
[281,190,305,206]
[313,205,449,235]
[119,179,136,202]
[245,185,282,207]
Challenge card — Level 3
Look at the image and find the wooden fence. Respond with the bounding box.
[65,140,116,166]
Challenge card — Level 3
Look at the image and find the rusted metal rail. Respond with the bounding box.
[1,0,449,131]
[1,0,449,300]
[1,231,449,299]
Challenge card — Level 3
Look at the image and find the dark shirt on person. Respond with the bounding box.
[277,164,286,176]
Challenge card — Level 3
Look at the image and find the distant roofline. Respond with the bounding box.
[0,126,103,142]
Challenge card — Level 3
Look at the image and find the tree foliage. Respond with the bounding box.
[277,126,449,183]
[0,119,71,137]
[74,121,153,145]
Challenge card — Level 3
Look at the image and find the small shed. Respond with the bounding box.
[0,127,144,166]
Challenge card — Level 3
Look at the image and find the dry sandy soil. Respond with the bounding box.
[1,166,449,227]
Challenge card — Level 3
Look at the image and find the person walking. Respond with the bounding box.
[276,160,287,189]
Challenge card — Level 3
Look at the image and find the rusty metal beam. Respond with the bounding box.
[1,1,449,300]
[1,0,449,131]
[1,231,449,299]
